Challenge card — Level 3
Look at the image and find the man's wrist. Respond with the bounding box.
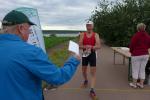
[72,54,81,61]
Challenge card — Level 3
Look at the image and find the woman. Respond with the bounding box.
[129,23,150,88]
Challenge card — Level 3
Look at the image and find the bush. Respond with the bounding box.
[91,0,150,46]
[44,36,75,49]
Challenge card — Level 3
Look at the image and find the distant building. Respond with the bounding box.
[42,30,85,37]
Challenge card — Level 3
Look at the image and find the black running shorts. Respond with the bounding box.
[82,51,96,67]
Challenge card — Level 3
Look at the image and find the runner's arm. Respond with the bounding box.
[93,33,101,50]
[79,32,85,49]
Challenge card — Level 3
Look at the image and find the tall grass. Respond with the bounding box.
[44,36,75,49]
[42,36,77,89]
[49,45,69,67]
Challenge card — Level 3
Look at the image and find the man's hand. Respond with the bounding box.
[70,52,81,61]
[85,45,92,49]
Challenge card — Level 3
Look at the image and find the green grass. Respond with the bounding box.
[42,46,69,89]
[44,36,78,67]
[44,36,75,49]
[49,46,69,67]
[42,36,77,88]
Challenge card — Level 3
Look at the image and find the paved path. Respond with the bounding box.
[44,44,150,100]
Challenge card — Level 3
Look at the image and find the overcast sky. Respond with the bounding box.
[0,0,110,30]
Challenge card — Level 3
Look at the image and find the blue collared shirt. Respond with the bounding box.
[0,33,80,100]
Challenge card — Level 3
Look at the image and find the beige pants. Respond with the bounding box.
[131,55,149,79]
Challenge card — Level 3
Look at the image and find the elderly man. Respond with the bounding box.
[0,10,80,100]
[79,21,101,97]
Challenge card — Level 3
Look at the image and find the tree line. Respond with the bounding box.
[91,0,150,46]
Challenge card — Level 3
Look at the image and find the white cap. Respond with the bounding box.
[86,21,93,25]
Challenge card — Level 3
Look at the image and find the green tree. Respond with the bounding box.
[91,0,150,46]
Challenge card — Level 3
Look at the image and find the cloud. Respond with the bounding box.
[0,0,99,30]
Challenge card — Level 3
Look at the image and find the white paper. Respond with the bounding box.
[15,7,46,53]
[68,40,79,55]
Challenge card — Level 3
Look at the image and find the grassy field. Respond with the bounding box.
[43,36,78,88]
[44,36,75,49]
[49,45,69,66]
[44,36,78,66]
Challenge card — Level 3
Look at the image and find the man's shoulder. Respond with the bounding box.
[94,32,99,37]
[80,32,85,35]
[79,32,85,38]
[17,41,42,55]
[93,32,98,34]
[18,41,38,49]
